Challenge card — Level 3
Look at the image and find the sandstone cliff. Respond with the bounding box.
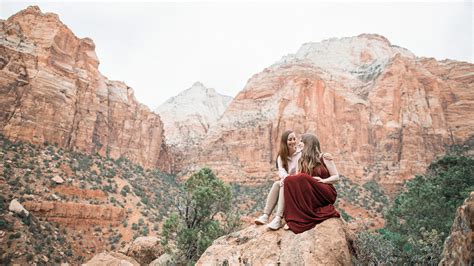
[197,218,354,265]
[23,201,125,226]
[0,6,171,171]
[155,82,232,173]
[439,192,474,265]
[182,34,474,186]
[154,81,232,147]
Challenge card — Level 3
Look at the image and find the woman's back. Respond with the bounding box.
[311,156,330,179]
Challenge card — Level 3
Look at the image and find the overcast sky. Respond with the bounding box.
[1,1,472,109]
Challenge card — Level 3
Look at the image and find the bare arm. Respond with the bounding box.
[313,153,340,184]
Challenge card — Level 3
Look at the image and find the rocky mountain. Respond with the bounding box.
[0,133,181,264]
[197,218,354,265]
[180,34,474,187]
[0,6,171,171]
[154,82,232,147]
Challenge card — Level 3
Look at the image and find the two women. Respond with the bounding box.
[284,133,341,234]
[255,131,340,233]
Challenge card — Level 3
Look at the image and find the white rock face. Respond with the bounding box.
[177,34,474,186]
[274,34,415,88]
[52,175,64,184]
[208,34,416,136]
[155,82,232,146]
[9,199,29,216]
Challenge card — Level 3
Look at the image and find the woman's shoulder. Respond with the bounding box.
[320,152,334,160]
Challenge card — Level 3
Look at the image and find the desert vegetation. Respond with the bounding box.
[161,168,241,264]
[2,131,471,264]
[0,134,180,264]
[353,150,474,264]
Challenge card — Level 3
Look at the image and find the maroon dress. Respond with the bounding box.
[283,157,340,234]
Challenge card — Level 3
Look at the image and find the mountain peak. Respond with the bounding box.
[155,84,232,146]
[276,34,415,78]
[191,81,205,88]
[187,82,215,94]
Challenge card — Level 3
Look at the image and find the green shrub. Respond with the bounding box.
[162,168,232,264]
[8,232,21,239]
[339,209,353,222]
[353,231,398,265]
[65,249,73,257]
[0,219,12,230]
[120,185,130,196]
[355,154,474,264]
[0,195,5,213]
[385,155,474,238]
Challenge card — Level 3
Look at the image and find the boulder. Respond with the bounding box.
[9,199,29,216]
[124,236,164,265]
[83,252,139,266]
[52,175,65,184]
[149,253,175,266]
[197,218,354,265]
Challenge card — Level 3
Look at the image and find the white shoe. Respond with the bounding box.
[267,216,283,230]
[254,214,269,225]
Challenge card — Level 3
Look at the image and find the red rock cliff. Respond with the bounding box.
[182,35,474,185]
[0,6,171,171]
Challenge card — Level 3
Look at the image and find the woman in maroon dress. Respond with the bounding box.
[283,133,341,234]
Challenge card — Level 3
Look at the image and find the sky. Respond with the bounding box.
[1,0,472,110]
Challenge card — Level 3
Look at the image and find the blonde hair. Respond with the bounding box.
[298,133,322,175]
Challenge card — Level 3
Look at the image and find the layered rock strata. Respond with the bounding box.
[185,34,474,185]
[23,201,125,226]
[0,6,171,171]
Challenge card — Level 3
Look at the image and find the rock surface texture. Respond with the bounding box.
[197,218,354,265]
[181,34,474,186]
[439,192,474,265]
[155,82,232,173]
[154,81,231,147]
[122,236,164,265]
[23,200,124,226]
[0,6,171,171]
[84,252,139,266]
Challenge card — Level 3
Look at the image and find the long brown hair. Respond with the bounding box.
[277,130,294,172]
[298,133,322,175]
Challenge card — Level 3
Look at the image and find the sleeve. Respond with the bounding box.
[277,156,289,179]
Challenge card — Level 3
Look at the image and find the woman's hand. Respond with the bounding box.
[313,176,327,183]
[296,142,304,152]
[280,177,286,187]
